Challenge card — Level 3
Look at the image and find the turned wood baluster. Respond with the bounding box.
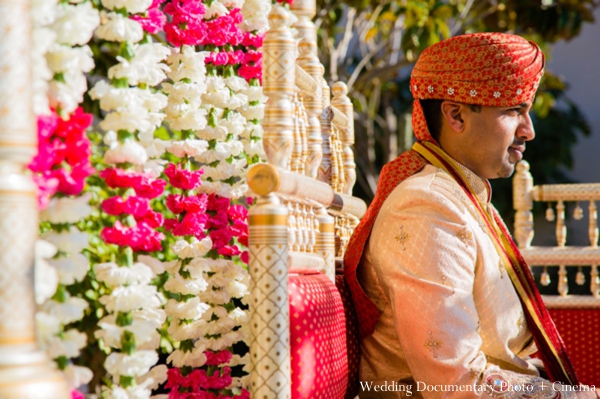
[291,95,303,173]
[558,265,568,296]
[556,200,566,247]
[289,0,317,44]
[589,200,599,247]
[331,82,356,195]
[512,161,534,248]
[318,80,333,185]
[591,265,599,298]
[297,39,323,179]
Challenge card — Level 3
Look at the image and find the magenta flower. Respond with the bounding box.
[164,163,204,191]
[102,196,151,217]
[131,8,166,34]
[166,193,208,214]
[100,168,166,199]
[204,350,232,366]
[101,221,164,252]
[164,212,208,237]
[241,32,264,48]
[207,194,230,212]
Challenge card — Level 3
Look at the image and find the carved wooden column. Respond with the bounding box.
[318,80,333,184]
[289,0,317,44]
[315,207,335,282]
[297,39,323,178]
[0,0,70,396]
[513,161,534,248]
[331,82,356,195]
[262,6,296,170]
[247,166,291,399]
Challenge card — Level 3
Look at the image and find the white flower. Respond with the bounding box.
[198,288,231,305]
[142,139,170,158]
[162,81,208,103]
[240,86,266,103]
[202,159,247,181]
[164,103,208,131]
[163,273,208,296]
[227,280,250,299]
[137,255,174,275]
[48,72,88,113]
[243,139,266,158]
[167,346,207,368]
[103,385,151,399]
[228,353,250,367]
[52,2,100,46]
[165,297,210,321]
[167,318,209,341]
[137,365,168,391]
[220,113,247,136]
[41,296,88,325]
[47,329,87,359]
[225,76,249,92]
[166,139,209,158]
[203,0,228,18]
[203,89,248,110]
[63,365,93,390]
[229,308,248,325]
[36,312,61,344]
[99,285,163,313]
[204,331,243,351]
[100,107,165,136]
[95,11,143,43]
[240,0,271,33]
[194,142,231,164]
[167,47,208,83]
[46,44,94,74]
[195,125,228,141]
[142,159,167,178]
[221,0,244,9]
[108,43,170,86]
[101,0,152,14]
[90,81,167,112]
[31,0,58,26]
[104,139,149,165]
[43,230,89,254]
[239,103,265,120]
[104,351,158,379]
[241,122,263,139]
[40,193,93,224]
[171,237,213,259]
[96,315,162,349]
[49,253,89,285]
[94,262,154,287]
[35,240,59,304]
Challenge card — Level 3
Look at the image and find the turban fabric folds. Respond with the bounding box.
[410,32,545,142]
[344,33,579,384]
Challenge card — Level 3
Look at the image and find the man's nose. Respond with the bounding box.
[518,113,535,141]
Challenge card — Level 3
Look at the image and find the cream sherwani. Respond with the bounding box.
[357,163,565,398]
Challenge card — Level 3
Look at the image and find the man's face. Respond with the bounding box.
[460,101,535,180]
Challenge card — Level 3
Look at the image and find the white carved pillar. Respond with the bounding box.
[331,82,356,195]
[315,207,335,282]
[0,0,70,396]
[512,161,534,248]
[262,7,296,170]
[248,194,291,399]
[297,39,324,178]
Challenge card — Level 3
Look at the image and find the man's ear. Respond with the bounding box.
[440,101,465,133]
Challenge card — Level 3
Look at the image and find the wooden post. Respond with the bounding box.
[0,0,70,396]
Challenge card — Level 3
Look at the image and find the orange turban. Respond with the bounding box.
[410,32,545,142]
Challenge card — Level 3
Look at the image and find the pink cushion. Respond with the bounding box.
[289,270,348,399]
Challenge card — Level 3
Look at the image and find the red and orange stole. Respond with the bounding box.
[343,32,579,384]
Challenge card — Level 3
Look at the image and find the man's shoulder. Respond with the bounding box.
[390,164,465,201]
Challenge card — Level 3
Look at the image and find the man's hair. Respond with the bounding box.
[419,99,481,142]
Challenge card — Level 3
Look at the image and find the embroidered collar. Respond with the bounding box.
[454,161,492,204]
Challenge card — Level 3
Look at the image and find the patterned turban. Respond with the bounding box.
[410,32,545,142]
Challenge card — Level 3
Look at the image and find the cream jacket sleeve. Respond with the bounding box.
[360,165,578,398]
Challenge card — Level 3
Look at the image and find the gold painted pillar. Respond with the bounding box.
[0,0,70,396]
[512,161,534,249]
[247,164,290,399]
[315,207,335,282]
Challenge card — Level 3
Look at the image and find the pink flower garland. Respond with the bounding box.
[29,107,94,209]
[99,168,166,252]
